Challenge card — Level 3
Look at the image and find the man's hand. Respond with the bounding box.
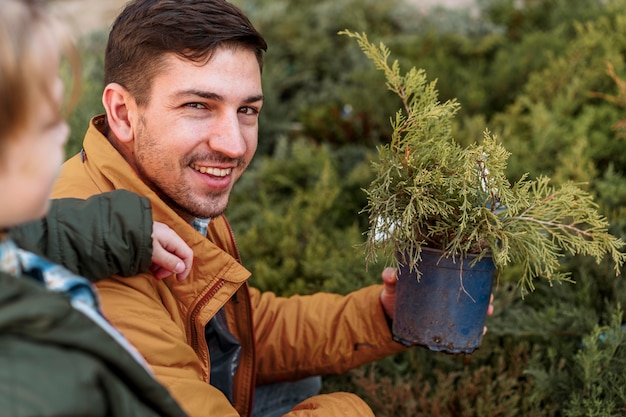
[149,222,193,281]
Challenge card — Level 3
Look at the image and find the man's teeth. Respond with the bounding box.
[191,164,232,177]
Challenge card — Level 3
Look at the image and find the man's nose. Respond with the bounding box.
[209,113,246,158]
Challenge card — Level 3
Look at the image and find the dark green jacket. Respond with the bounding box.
[10,190,153,281]
[0,191,188,417]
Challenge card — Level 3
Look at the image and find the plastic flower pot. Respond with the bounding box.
[392,247,495,354]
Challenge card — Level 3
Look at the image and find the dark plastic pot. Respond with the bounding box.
[392,247,495,354]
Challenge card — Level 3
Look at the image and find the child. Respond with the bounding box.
[0,1,190,415]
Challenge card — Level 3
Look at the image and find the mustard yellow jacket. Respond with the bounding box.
[52,116,405,417]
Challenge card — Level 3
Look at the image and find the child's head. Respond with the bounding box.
[0,0,79,230]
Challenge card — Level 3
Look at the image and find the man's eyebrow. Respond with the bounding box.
[175,89,222,101]
[244,94,265,103]
[175,89,264,103]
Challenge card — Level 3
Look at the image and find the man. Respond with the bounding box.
[52,1,404,416]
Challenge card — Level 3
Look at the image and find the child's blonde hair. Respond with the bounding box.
[0,0,80,153]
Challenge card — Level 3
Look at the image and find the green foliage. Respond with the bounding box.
[489,3,626,181]
[66,30,107,158]
[344,30,626,295]
[481,269,626,416]
[329,336,549,417]
[482,0,608,38]
[562,306,626,416]
[383,0,611,123]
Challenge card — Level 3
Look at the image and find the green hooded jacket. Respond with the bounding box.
[10,190,153,281]
[0,191,188,417]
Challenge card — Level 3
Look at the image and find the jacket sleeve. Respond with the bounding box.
[285,393,376,416]
[250,284,407,385]
[10,190,153,282]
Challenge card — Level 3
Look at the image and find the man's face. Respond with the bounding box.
[128,48,263,220]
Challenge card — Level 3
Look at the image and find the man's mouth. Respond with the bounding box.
[190,163,232,177]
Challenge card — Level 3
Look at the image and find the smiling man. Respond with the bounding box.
[52,1,405,416]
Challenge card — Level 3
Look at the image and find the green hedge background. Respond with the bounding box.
[66,0,626,415]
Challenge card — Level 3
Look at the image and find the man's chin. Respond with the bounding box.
[186,198,229,220]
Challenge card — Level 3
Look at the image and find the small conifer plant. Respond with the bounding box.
[340,30,626,296]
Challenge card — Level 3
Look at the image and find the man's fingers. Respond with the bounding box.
[380,267,398,320]
[381,267,397,292]
[160,239,193,281]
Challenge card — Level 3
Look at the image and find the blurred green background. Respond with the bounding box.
[63,0,626,415]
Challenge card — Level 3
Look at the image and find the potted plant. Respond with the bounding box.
[340,30,626,353]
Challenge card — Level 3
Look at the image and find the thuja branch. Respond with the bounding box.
[338,31,411,115]
[511,216,595,238]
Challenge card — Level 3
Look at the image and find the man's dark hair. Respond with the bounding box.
[104,0,267,105]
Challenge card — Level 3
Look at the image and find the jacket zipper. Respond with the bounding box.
[190,278,225,366]
[223,218,256,417]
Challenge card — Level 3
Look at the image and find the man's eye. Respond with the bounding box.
[239,106,259,116]
[185,103,207,110]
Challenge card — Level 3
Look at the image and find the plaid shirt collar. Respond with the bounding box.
[191,217,211,236]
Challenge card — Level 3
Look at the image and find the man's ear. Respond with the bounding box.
[102,83,136,144]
